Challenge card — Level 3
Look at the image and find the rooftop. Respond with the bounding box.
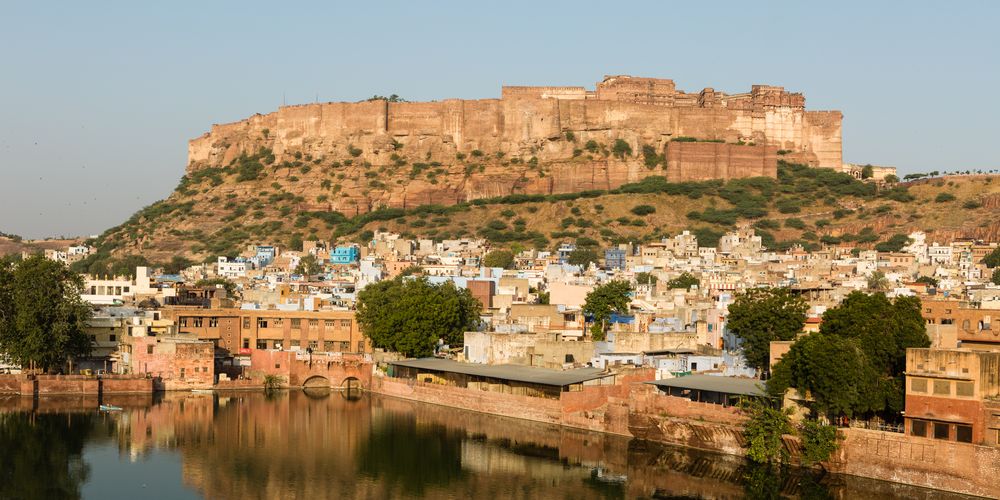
[648,374,766,397]
[389,358,610,387]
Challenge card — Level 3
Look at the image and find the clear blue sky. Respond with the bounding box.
[2,1,998,239]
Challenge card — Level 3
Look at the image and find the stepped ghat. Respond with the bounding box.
[187,76,842,213]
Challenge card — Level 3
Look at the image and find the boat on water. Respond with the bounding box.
[99,404,123,412]
[191,389,214,394]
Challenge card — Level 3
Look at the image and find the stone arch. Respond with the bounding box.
[303,375,331,388]
[341,376,362,390]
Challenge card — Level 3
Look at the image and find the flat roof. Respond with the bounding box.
[647,374,767,397]
[643,348,697,355]
[389,358,610,387]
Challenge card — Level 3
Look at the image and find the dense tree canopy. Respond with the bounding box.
[481,250,515,269]
[356,277,482,357]
[195,277,238,298]
[635,272,657,286]
[984,247,1000,268]
[0,255,92,372]
[295,254,322,277]
[769,292,929,419]
[566,248,600,268]
[583,280,633,341]
[727,287,808,372]
[666,272,699,289]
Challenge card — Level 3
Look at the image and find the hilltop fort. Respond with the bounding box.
[187,75,843,215]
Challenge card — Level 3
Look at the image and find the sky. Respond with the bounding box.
[1,1,998,239]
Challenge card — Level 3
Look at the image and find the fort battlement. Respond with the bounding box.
[186,75,841,215]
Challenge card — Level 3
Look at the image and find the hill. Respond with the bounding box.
[73,159,1000,274]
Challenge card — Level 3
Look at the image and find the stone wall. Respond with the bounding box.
[372,376,565,425]
[249,349,372,389]
[831,428,1000,498]
[0,374,152,396]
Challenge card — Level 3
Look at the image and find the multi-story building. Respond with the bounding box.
[904,348,1000,446]
[921,299,996,349]
[164,307,369,356]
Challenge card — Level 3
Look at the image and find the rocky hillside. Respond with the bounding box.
[74,153,1000,274]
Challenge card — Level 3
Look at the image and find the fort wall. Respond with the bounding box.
[186,76,842,215]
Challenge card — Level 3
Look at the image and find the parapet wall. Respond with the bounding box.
[184,75,841,216]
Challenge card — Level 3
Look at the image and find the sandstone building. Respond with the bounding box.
[186,75,843,215]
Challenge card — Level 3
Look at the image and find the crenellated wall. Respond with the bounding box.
[186,75,841,215]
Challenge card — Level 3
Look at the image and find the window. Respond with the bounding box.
[291,318,301,329]
[209,317,218,327]
[934,422,950,440]
[179,318,188,327]
[272,318,283,327]
[941,318,954,325]
[256,340,268,349]
[242,338,250,349]
[910,378,927,393]
[963,320,971,331]
[243,318,250,329]
[340,319,352,329]
[956,425,973,443]
[290,340,300,348]
[109,334,116,342]
[933,380,951,395]
[147,345,154,354]
[324,320,335,328]
[956,382,974,397]
[179,368,185,380]
[308,340,318,349]
[357,341,365,352]
[340,341,350,352]
[257,318,268,328]
[309,319,318,328]
[911,420,927,437]
[193,317,203,327]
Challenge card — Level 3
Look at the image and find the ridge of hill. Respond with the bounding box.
[72,160,1000,275]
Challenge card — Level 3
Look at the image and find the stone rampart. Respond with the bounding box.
[830,428,1000,498]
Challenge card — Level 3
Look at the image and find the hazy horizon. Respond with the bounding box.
[2,1,998,239]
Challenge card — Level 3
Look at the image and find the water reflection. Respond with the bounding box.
[0,392,979,500]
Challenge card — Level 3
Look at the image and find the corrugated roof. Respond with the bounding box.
[647,374,767,396]
[388,358,610,387]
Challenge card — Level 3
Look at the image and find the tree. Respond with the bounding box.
[741,398,793,464]
[162,255,194,275]
[566,248,600,268]
[295,254,322,277]
[983,247,1000,268]
[993,268,1000,286]
[195,277,237,298]
[536,291,550,305]
[630,204,656,216]
[482,250,514,269]
[767,333,878,417]
[635,272,657,286]
[0,255,92,372]
[799,419,841,468]
[915,275,938,287]
[666,272,699,289]
[884,174,899,183]
[583,280,632,341]
[861,165,874,179]
[727,288,807,372]
[770,292,929,419]
[356,277,482,357]
[866,270,890,292]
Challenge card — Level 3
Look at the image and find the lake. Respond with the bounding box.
[0,391,974,499]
